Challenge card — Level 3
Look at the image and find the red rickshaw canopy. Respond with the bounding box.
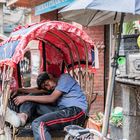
[0,21,97,70]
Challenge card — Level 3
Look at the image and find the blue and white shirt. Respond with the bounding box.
[55,73,88,113]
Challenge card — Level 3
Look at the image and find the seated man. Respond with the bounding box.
[0,72,53,127]
[4,72,88,140]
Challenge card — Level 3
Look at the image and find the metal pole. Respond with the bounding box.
[102,13,125,136]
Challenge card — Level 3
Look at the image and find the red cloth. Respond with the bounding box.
[48,64,61,78]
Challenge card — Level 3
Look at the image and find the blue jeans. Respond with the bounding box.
[19,93,57,120]
[32,106,86,140]
[20,101,57,121]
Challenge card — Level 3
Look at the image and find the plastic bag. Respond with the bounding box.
[110,107,123,127]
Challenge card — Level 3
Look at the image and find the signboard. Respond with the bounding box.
[35,0,75,15]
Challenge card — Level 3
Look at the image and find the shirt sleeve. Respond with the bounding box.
[55,74,76,93]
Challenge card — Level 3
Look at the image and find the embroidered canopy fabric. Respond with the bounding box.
[0,21,96,70]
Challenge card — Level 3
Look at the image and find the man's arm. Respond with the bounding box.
[11,87,49,98]
[13,90,62,105]
[17,87,48,94]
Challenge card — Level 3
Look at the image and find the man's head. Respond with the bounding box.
[37,72,56,91]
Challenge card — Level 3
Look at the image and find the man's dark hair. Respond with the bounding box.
[37,72,50,89]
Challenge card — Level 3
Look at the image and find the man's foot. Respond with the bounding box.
[0,107,21,127]
[17,113,28,126]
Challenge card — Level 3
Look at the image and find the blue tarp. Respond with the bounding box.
[0,40,19,61]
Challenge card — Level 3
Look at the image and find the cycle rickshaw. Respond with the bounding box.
[0,21,107,140]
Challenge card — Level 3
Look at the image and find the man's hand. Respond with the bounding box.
[13,96,28,106]
[10,90,18,98]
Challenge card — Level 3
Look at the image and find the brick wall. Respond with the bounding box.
[31,10,58,22]
[41,11,58,21]
[31,9,41,23]
[84,26,105,114]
